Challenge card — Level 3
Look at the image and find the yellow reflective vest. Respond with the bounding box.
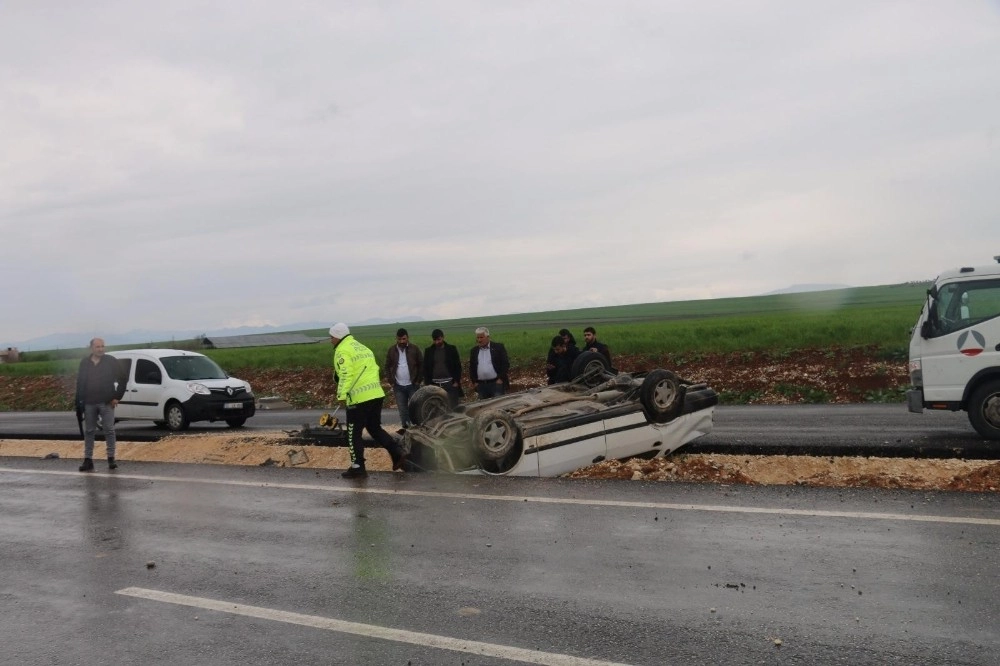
[333,335,386,406]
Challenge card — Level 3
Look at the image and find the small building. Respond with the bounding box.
[0,347,20,363]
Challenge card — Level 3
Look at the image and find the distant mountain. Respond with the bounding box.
[763,283,851,295]
[4,316,424,351]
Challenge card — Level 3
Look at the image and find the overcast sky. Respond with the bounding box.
[2,1,999,345]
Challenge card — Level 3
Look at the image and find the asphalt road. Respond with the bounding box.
[2,404,995,458]
[3,457,999,665]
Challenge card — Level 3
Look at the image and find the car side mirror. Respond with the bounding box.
[920,320,933,339]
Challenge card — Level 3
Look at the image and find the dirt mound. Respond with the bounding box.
[3,434,997,492]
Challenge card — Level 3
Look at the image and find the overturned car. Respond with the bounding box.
[401,352,717,476]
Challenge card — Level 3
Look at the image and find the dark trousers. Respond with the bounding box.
[431,380,462,408]
[345,397,401,468]
[475,380,505,400]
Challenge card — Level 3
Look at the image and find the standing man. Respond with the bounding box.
[384,328,423,430]
[423,328,463,407]
[582,326,611,365]
[330,323,405,478]
[468,326,510,399]
[74,338,126,472]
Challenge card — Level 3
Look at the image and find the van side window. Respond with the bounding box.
[136,359,162,385]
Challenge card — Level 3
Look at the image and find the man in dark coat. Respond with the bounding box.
[469,326,510,399]
[74,338,126,472]
[423,328,463,407]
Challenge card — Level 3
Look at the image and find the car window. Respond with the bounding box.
[161,355,227,381]
[117,358,133,384]
[135,359,162,385]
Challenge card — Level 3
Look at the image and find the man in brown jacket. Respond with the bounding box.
[384,328,423,429]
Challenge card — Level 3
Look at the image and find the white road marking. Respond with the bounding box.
[116,587,633,666]
[3,466,999,526]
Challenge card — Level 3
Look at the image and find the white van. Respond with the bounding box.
[907,256,1000,439]
[112,349,256,431]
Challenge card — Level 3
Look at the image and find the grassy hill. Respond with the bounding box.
[1,282,929,377]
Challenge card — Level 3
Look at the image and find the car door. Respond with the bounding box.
[113,356,137,418]
[122,357,166,420]
[534,420,607,477]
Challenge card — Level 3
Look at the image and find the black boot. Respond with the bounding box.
[108,457,117,470]
[79,458,94,472]
[341,465,367,479]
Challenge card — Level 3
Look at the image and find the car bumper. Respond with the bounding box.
[185,394,257,422]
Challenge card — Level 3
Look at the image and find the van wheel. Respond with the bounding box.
[165,402,190,431]
[226,417,247,428]
[968,380,1000,440]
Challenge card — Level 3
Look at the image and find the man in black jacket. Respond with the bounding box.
[469,327,510,399]
[582,326,611,365]
[74,338,126,472]
[423,328,463,407]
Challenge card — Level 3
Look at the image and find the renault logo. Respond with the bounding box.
[226,387,234,396]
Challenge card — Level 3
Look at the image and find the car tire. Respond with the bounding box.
[571,351,613,388]
[165,401,190,431]
[640,369,684,423]
[968,379,1000,440]
[408,386,452,426]
[226,417,247,428]
[471,410,520,461]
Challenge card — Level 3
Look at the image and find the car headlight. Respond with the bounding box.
[187,383,211,395]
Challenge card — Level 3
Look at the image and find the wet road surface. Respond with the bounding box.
[3,458,999,665]
[2,404,994,458]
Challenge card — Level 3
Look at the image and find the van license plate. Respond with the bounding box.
[224,402,242,409]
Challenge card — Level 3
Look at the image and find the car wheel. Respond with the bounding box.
[471,410,520,461]
[571,351,613,388]
[165,402,190,431]
[226,417,247,428]
[640,370,684,423]
[408,385,452,426]
[968,379,1000,440]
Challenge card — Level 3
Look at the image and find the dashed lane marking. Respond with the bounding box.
[3,466,999,526]
[116,587,634,666]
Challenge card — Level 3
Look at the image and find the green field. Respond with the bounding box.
[1,282,929,377]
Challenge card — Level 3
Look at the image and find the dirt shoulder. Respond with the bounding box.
[3,433,998,493]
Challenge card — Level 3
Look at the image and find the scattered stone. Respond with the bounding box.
[146,561,156,569]
[287,449,309,466]
[44,452,59,459]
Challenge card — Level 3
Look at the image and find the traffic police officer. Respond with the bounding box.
[329,323,405,478]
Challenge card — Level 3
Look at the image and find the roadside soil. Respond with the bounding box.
[2,433,998,493]
[5,345,997,492]
[0,345,907,411]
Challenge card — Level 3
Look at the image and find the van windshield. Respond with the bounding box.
[161,355,228,381]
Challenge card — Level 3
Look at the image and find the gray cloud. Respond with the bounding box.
[2,1,999,344]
